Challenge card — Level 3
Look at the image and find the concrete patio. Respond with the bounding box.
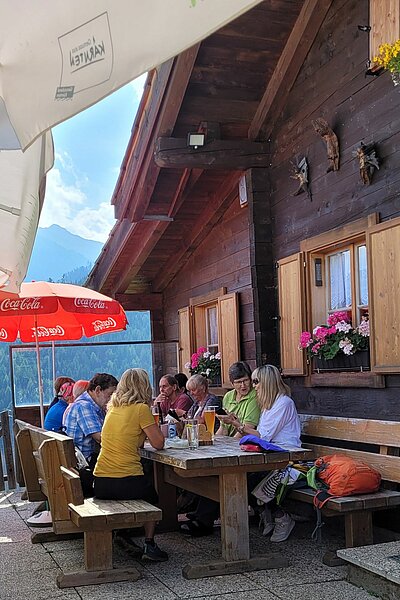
[0,489,385,600]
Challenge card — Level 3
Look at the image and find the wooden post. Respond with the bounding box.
[1,411,16,489]
[247,168,279,366]
[219,471,249,562]
[153,462,178,532]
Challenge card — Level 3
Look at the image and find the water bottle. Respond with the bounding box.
[168,423,177,439]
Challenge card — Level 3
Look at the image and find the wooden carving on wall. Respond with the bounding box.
[312,117,340,173]
[291,157,312,200]
[353,142,380,185]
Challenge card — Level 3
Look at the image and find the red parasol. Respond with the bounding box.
[0,281,127,424]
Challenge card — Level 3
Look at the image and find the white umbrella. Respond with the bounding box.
[0,131,54,292]
[0,0,262,151]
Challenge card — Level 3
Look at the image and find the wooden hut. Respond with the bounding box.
[87,0,400,420]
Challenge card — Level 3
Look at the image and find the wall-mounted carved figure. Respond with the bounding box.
[353,142,379,185]
[291,157,312,200]
[312,117,339,173]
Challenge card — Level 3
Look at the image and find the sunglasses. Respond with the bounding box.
[252,378,259,385]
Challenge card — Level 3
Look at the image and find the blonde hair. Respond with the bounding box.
[109,368,152,408]
[187,373,209,392]
[252,364,291,411]
[73,380,89,400]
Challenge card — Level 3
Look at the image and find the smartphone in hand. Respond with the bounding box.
[168,409,181,421]
[215,407,228,416]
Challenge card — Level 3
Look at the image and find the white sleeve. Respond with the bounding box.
[258,397,296,442]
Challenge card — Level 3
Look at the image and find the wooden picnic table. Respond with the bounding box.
[140,436,310,578]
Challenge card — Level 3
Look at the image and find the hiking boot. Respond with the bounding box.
[26,510,52,528]
[259,506,274,536]
[270,513,295,542]
[142,541,169,562]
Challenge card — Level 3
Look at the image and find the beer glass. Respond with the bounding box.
[204,406,216,438]
[152,405,160,426]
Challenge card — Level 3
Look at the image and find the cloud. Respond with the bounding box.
[40,166,115,243]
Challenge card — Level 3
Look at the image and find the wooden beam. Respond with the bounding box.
[248,0,334,141]
[126,45,200,223]
[154,137,270,170]
[153,173,241,292]
[115,293,163,311]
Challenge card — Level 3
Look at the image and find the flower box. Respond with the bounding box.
[313,349,370,372]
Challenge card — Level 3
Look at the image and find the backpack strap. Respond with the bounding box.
[313,489,339,509]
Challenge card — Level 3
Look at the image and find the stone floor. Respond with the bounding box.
[0,490,381,600]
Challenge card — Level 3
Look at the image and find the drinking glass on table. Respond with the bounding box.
[204,406,216,438]
[152,405,160,426]
[185,419,199,449]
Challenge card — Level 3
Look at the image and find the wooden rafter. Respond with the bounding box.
[248,0,334,141]
[153,173,241,292]
[115,293,163,311]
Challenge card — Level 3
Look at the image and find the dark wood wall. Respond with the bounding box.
[162,197,255,372]
[266,0,400,419]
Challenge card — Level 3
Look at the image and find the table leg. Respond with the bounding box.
[153,462,178,532]
[220,471,249,561]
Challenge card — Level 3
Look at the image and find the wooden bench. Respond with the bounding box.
[15,419,162,588]
[290,415,400,549]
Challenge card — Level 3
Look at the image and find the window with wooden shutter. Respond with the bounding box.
[370,0,400,63]
[178,288,240,387]
[218,293,240,387]
[178,306,192,376]
[367,216,400,373]
[278,253,307,375]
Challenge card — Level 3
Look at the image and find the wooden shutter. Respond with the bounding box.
[218,293,240,387]
[178,307,193,376]
[367,217,400,373]
[278,253,307,375]
[370,0,400,62]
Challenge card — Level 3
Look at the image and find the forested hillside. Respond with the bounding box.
[0,311,152,412]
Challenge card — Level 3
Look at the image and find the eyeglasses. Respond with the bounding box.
[252,378,259,385]
[233,378,250,386]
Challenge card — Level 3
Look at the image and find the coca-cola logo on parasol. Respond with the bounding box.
[74,298,107,310]
[93,318,116,332]
[0,297,43,312]
[0,329,8,340]
[32,325,66,338]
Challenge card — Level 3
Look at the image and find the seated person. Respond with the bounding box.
[44,381,74,433]
[94,368,168,562]
[62,379,89,427]
[154,374,193,416]
[64,373,118,465]
[186,374,221,423]
[222,364,301,542]
[215,361,260,438]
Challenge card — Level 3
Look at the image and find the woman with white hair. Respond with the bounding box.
[93,368,167,562]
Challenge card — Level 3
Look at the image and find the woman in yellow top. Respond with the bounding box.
[93,368,167,562]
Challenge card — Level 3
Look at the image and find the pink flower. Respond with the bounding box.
[191,352,199,368]
[357,319,370,337]
[311,342,322,354]
[197,346,207,354]
[327,311,350,326]
[313,327,329,341]
[299,331,313,348]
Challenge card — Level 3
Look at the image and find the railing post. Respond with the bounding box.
[0,411,16,489]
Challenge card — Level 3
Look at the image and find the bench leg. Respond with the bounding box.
[345,511,373,547]
[56,530,141,588]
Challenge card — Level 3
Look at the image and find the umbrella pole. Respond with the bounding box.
[34,315,45,427]
[51,341,56,384]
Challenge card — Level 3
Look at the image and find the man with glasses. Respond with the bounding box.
[215,361,260,438]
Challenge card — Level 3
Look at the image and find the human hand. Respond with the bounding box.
[216,411,237,426]
[155,393,166,404]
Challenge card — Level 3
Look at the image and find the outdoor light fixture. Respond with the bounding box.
[358,25,371,32]
[187,132,205,149]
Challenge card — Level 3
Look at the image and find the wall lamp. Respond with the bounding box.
[187,132,205,149]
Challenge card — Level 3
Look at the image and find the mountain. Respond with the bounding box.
[25,224,103,282]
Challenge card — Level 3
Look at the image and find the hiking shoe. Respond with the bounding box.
[26,510,52,528]
[270,513,295,542]
[259,506,274,536]
[180,520,214,537]
[142,542,169,562]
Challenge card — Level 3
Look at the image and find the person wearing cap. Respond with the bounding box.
[44,380,75,433]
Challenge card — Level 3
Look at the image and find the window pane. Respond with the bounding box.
[207,306,218,347]
[329,250,352,309]
[358,245,368,305]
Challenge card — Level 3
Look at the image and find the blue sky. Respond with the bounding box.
[39,75,146,242]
